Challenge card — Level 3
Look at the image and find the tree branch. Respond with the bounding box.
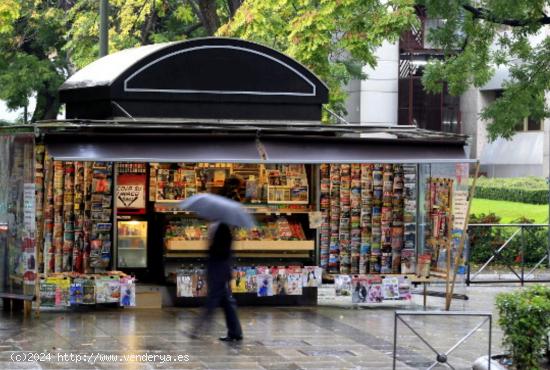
[462,4,550,26]
[183,22,203,36]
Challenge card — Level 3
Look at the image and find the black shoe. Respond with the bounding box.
[219,336,243,342]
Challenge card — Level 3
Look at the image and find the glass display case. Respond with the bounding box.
[117,220,148,268]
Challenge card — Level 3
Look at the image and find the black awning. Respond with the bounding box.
[45,134,263,163]
[44,132,470,164]
[259,136,470,163]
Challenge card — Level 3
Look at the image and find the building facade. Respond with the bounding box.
[345,7,549,178]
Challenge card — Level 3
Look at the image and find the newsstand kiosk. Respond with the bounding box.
[0,38,473,312]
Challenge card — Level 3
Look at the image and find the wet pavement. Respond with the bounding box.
[0,284,541,369]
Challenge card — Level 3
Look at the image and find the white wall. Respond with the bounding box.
[344,41,399,125]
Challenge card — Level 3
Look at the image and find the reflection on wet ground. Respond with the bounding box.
[0,285,530,369]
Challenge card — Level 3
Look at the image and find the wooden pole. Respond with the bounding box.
[445,162,480,310]
[445,179,453,305]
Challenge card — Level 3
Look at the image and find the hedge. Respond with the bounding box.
[471,177,548,204]
[474,186,548,204]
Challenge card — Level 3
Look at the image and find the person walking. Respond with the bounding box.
[190,176,244,342]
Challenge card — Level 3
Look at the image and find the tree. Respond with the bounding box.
[218,0,417,119]
[419,0,550,140]
[0,0,244,121]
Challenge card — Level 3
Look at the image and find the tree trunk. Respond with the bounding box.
[196,0,220,35]
[227,0,242,18]
[32,88,60,122]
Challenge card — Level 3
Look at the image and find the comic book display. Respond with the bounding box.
[322,164,416,275]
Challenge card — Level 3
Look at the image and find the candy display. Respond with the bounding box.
[164,215,307,246]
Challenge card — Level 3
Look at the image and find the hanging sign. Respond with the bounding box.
[116,174,146,210]
[452,190,468,230]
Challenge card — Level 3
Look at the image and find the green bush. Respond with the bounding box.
[496,285,550,370]
[471,177,549,204]
[468,214,549,266]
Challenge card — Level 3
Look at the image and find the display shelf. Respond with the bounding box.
[165,239,314,251]
[165,252,311,259]
[118,235,146,238]
[118,247,146,250]
[155,206,313,215]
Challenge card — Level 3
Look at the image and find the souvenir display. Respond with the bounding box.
[427,178,453,271]
[266,164,308,204]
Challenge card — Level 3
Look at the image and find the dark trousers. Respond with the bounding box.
[194,280,243,338]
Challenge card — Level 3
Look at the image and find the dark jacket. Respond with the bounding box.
[207,222,233,284]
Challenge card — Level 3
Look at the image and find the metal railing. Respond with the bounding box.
[466,224,550,285]
[393,311,493,370]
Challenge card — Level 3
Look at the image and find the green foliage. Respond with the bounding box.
[419,0,550,141]
[469,213,548,266]
[475,187,548,205]
[496,285,550,369]
[471,177,548,204]
[0,0,232,121]
[218,0,418,120]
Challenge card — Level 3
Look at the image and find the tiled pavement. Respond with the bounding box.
[0,284,537,369]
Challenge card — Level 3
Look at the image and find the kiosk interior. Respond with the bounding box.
[0,38,472,309]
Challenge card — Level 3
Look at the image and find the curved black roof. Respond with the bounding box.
[60,38,329,122]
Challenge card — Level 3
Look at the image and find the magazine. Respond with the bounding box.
[302,266,323,288]
[177,270,194,297]
[366,276,383,303]
[256,274,273,297]
[192,269,207,297]
[245,267,257,293]
[231,267,247,293]
[120,277,136,307]
[351,275,369,303]
[335,275,352,296]
[286,267,303,295]
[382,277,400,300]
